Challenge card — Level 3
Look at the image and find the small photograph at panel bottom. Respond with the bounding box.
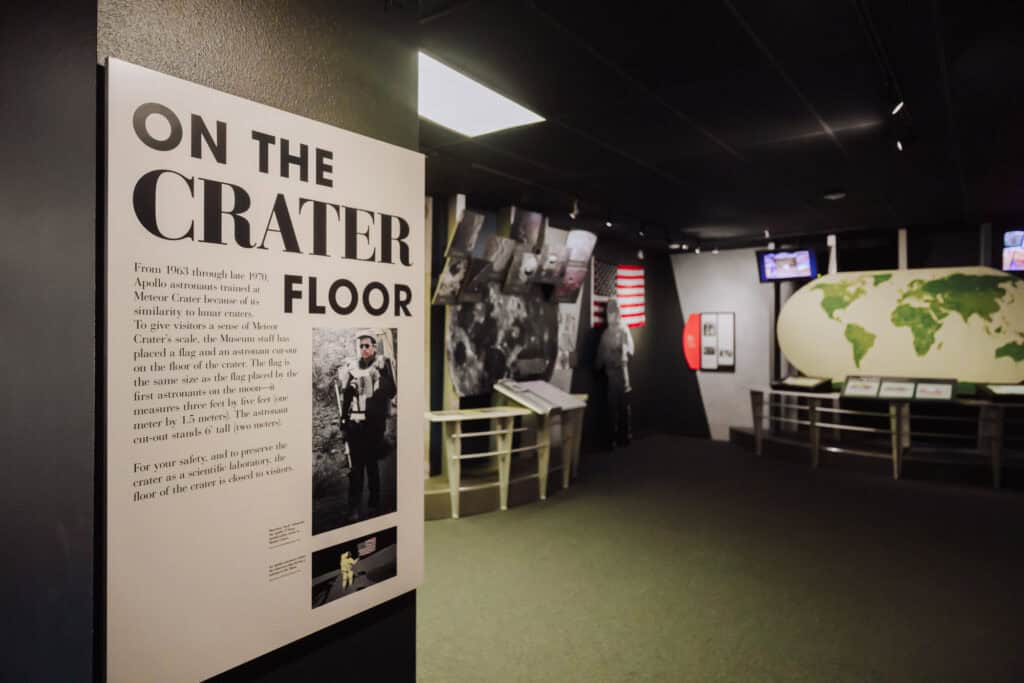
[311,527,398,608]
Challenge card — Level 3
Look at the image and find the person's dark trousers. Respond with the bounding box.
[348,428,381,511]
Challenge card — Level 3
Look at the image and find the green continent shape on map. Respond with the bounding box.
[996,342,1024,362]
[891,304,941,356]
[844,324,876,367]
[899,273,1013,324]
[872,274,892,286]
[814,280,867,320]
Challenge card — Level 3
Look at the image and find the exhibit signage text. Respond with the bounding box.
[128,100,415,318]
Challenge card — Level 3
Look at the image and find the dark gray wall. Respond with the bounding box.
[97,2,420,680]
[98,0,419,151]
[908,224,983,268]
[1,2,419,682]
[1,2,97,682]
[573,241,710,452]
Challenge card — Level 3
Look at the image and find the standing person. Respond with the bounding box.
[336,331,396,522]
[595,299,634,448]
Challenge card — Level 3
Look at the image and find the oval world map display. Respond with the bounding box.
[778,266,1024,383]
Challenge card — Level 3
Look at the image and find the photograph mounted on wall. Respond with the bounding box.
[312,328,399,535]
[553,262,589,303]
[447,282,559,397]
[458,258,493,303]
[535,244,570,284]
[433,252,470,304]
[565,229,598,262]
[483,235,519,281]
[504,246,541,295]
[510,209,545,252]
[446,209,486,256]
[312,527,398,608]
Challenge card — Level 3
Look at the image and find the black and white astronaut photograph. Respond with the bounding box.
[432,252,469,304]
[312,328,399,535]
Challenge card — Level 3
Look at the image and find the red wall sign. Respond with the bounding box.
[682,313,701,370]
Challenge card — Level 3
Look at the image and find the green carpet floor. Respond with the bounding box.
[417,435,1024,682]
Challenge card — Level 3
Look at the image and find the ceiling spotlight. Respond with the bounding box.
[681,244,689,250]
[896,140,903,152]
[891,100,904,115]
[605,221,612,228]
[823,190,847,201]
[639,230,645,238]
[694,247,701,254]
[712,248,720,254]
[669,243,681,249]
[763,229,771,238]
[569,199,579,220]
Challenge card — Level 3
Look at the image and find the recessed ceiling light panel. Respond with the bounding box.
[418,52,545,137]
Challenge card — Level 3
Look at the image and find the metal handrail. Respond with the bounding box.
[909,414,979,424]
[816,407,890,418]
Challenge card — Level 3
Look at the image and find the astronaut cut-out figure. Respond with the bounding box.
[595,298,634,447]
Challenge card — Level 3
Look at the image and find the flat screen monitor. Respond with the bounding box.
[756,249,818,282]
[1003,230,1024,272]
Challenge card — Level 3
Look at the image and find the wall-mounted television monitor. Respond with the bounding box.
[756,249,818,282]
[1004,230,1024,272]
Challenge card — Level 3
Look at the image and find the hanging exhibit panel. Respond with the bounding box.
[105,59,425,683]
[778,266,1024,383]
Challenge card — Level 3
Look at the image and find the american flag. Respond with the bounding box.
[591,260,646,328]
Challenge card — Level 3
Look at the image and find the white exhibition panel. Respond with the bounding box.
[671,249,772,440]
[106,59,424,682]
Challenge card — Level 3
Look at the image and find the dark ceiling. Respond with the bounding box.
[417,0,1024,247]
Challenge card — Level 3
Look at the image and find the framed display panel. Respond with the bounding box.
[694,312,735,371]
[432,252,469,304]
[504,245,541,295]
[509,209,545,252]
[444,209,485,256]
[105,59,425,683]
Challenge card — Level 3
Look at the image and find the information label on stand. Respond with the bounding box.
[878,380,915,399]
[842,376,956,402]
[914,382,955,400]
[106,59,424,683]
[842,376,881,398]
